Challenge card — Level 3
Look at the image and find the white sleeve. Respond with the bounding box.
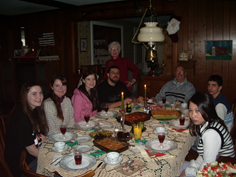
[215,103,227,121]
[185,129,221,176]
[202,129,221,163]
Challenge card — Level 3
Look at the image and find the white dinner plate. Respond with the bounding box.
[74,145,93,153]
[96,111,117,118]
[103,156,123,165]
[145,139,177,152]
[60,154,96,171]
[48,132,78,142]
[149,123,164,130]
[157,101,172,105]
[99,123,114,130]
[75,136,92,143]
[74,120,99,130]
[169,119,190,129]
[52,144,69,153]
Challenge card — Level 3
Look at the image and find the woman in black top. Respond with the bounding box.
[4,81,48,177]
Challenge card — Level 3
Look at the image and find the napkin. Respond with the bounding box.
[145,150,165,158]
[51,155,63,167]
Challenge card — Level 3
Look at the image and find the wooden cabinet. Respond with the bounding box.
[138,76,174,98]
[0,56,60,114]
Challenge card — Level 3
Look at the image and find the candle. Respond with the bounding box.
[121,92,124,112]
[144,84,147,101]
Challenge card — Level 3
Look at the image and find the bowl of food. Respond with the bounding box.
[89,130,112,140]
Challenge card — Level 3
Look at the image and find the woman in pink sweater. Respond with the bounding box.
[72,71,99,122]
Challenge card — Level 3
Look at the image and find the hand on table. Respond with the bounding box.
[179,170,186,177]
[124,98,132,105]
[125,79,136,87]
[137,96,144,103]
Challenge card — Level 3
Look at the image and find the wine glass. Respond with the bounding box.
[162,96,166,106]
[104,106,109,116]
[60,124,67,139]
[84,114,90,125]
[158,132,166,148]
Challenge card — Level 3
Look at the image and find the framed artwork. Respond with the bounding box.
[205,40,232,60]
[80,38,87,52]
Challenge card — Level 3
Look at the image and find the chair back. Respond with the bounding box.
[20,151,47,177]
[0,115,8,157]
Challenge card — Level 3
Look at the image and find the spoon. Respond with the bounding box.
[125,160,134,167]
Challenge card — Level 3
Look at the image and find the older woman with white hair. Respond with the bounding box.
[102,41,139,91]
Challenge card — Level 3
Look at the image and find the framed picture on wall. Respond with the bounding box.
[205,40,232,60]
[80,38,87,52]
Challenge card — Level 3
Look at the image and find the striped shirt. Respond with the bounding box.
[197,121,235,158]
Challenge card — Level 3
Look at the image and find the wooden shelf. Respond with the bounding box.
[178,60,197,75]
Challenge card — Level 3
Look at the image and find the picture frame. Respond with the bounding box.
[80,38,87,52]
[205,40,232,60]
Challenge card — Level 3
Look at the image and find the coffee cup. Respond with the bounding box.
[54,142,65,151]
[106,152,120,163]
[181,103,188,109]
[156,127,166,133]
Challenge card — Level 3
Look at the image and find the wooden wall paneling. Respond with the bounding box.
[193,0,207,92]
[205,0,214,85]
[186,0,195,83]
[221,1,231,100]
[228,0,236,103]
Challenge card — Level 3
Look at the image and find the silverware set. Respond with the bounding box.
[154,158,161,165]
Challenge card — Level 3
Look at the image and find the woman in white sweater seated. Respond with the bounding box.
[44,74,75,135]
[180,92,235,177]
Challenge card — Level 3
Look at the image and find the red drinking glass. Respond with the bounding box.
[162,97,166,104]
[158,132,165,148]
[74,154,82,165]
[84,114,90,123]
[60,125,67,139]
[104,106,109,115]
[179,117,185,125]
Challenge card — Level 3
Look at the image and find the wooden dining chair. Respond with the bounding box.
[20,150,48,177]
[0,115,8,157]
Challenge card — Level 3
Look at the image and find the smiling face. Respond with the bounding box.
[51,79,67,98]
[27,86,43,109]
[109,45,120,59]
[175,66,185,83]
[189,101,206,126]
[208,81,222,99]
[83,74,96,91]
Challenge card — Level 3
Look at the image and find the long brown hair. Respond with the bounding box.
[10,81,48,136]
[47,74,67,121]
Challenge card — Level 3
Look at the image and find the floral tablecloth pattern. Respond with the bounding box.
[37,108,195,177]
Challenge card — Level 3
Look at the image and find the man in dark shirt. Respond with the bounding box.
[98,65,132,110]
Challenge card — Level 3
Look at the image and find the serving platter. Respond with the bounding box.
[74,120,99,130]
[48,132,78,142]
[116,112,151,126]
[93,137,129,153]
[60,154,96,171]
[145,139,177,152]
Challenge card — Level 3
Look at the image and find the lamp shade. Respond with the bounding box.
[138,22,165,43]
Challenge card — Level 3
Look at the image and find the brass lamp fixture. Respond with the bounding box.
[132,0,165,62]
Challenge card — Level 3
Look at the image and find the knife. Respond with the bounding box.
[94,162,103,171]
[107,165,122,172]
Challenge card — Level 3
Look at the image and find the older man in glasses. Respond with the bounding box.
[155,65,195,103]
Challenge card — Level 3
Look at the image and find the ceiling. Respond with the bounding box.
[0,0,125,16]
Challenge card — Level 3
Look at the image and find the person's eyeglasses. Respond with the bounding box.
[176,71,184,74]
[111,48,119,51]
[110,72,119,75]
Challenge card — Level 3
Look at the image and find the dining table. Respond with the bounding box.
[36,106,196,177]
